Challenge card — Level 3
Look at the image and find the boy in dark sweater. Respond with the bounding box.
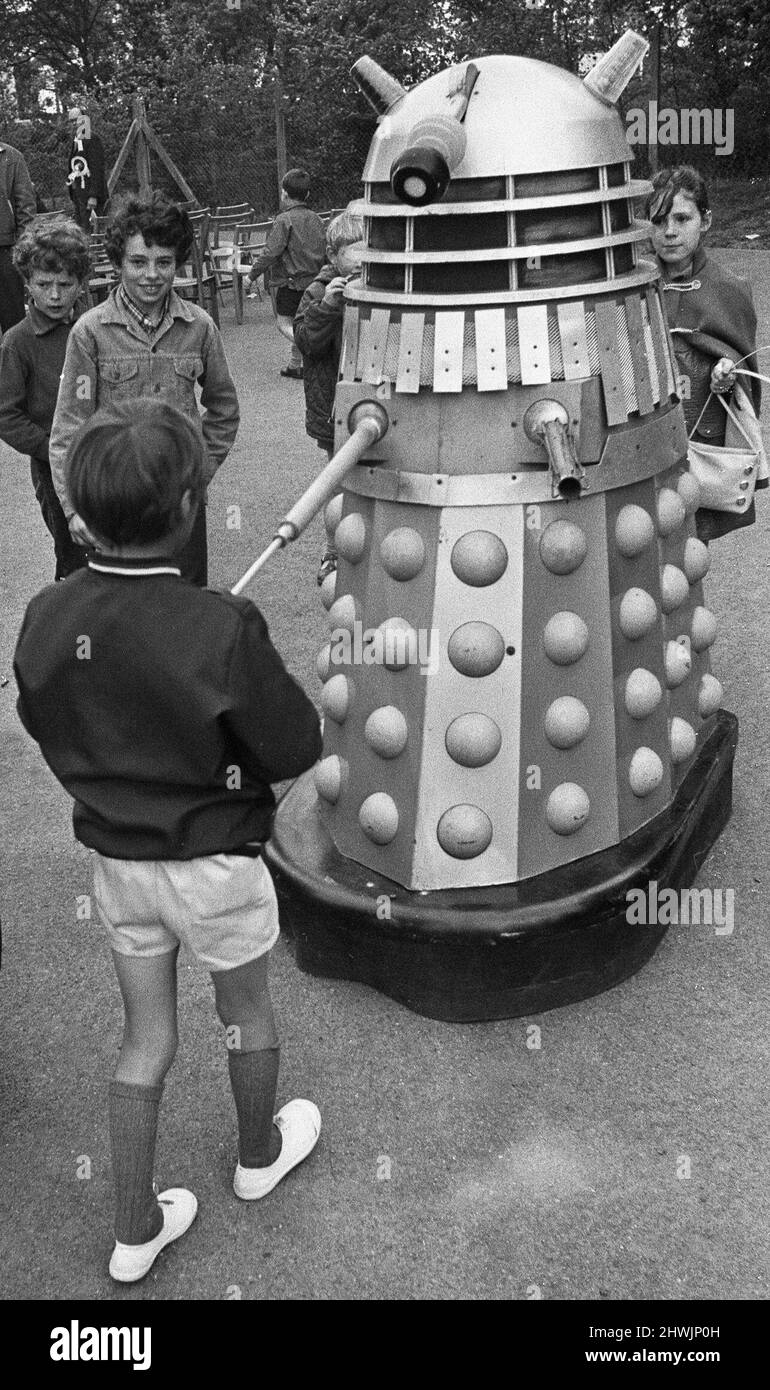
[0,215,90,579]
[14,400,322,1283]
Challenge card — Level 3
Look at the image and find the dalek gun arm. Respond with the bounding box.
[231,401,389,594]
[523,400,587,499]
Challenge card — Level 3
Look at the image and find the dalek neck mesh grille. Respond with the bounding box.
[363,165,650,298]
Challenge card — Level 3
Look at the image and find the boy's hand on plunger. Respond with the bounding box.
[323,276,348,306]
[711,357,736,393]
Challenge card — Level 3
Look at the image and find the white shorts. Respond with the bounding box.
[92,851,280,972]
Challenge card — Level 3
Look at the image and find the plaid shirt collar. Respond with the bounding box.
[117,283,170,335]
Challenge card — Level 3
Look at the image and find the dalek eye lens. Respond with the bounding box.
[404,175,428,200]
[391,147,450,205]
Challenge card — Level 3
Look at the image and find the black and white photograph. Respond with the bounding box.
[0,0,767,1347]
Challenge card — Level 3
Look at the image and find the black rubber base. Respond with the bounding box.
[266,711,738,1022]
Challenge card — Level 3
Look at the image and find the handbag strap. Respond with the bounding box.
[688,383,756,449]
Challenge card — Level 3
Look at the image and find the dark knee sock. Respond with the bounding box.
[109,1080,164,1244]
[227,1047,280,1167]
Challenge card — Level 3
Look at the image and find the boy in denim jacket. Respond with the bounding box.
[49,192,239,585]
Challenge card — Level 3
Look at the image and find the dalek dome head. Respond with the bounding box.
[352,36,652,304]
[362,54,633,187]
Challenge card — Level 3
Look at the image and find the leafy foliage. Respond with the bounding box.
[1,0,767,212]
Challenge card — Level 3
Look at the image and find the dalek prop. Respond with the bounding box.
[262,33,737,1021]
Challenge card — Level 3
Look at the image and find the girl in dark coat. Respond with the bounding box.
[649,166,765,542]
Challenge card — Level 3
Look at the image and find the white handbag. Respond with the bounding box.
[687,380,767,513]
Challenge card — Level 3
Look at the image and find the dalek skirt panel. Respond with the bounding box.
[266,38,738,1020]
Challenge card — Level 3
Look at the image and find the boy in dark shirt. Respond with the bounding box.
[14,400,322,1283]
[0,215,90,579]
[243,167,326,378]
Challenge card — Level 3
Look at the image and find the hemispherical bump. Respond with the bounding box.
[334,512,366,563]
[319,571,337,611]
[359,792,399,845]
[542,611,589,665]
[660,564,689,614]
[683,536,711,584]
[625,668,663,719]
[691,605,718,652]
[316,642,332,682]
[538,521,587,575]
[445,713,502,767]
[699,673,724,717]
[629,747,664,797]
[376,616,418,670]
[436,804,493,859]
[380,527,425,581]
[451,530,508,587]
[320,674,352,724]
[664,639,692,688]
[447,622,505,678]
[657,487,687,536]
[314,755,343,803]
[544,696,590,749]
[546,783,590,836]
[324,492,344,538]
[615,504,655,557]
[365,706,408,759]
[327,593,357,632]
[670,718,697,765]
[619,588,658,640]
[677,471,702,514]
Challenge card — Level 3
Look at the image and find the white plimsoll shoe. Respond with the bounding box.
[233,1099,321,1200]
[109,1188,198,1283]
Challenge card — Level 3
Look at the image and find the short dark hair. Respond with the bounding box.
[282,168,311,201]
[13,215,90,283]
[648,165,710,223]
[67,400,206,546]
[105,191,193,268]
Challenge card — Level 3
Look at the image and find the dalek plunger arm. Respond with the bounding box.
[231,401,389,594]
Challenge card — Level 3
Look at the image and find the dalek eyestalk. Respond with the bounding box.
[390,62,479,205]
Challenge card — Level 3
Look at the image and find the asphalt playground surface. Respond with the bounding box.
[1,253,768,1303]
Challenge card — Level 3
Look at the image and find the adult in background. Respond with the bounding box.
[49,191,239,585]
[0,139,36,334]
[243,168,326,379]
[66,106,109,230]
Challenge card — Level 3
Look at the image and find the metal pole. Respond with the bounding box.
[133,96,152,196]
[649,21,660,176]
[231,409,388,595]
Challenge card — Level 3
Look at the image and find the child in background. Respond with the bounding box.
[242,168,326,379]
[0,215,90,579]
[648,165,764,543]
[293,202,366,583]
[14,400,322,1283]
